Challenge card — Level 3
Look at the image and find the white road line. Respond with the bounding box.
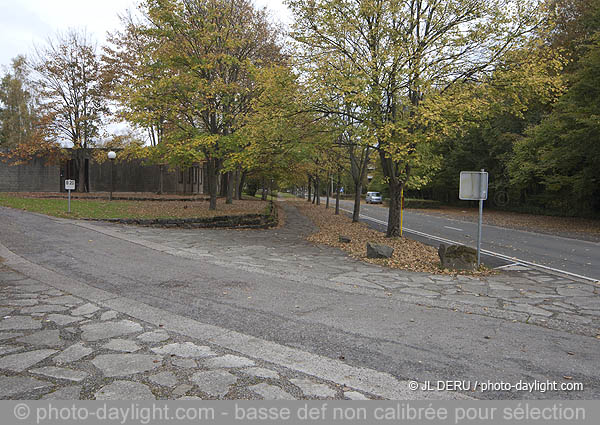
[339,207,599,283]
[444,226,463,231]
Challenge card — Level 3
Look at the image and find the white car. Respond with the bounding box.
[366,192,382,204]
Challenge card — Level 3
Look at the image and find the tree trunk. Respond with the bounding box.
[386,179,403,237]
[226,171,233,204]
[261,177,268,201]
[352,182,362,222]
[207,159,219,210]
[307,175,312,201]
[335,173,341,215]
[315,176,320,205]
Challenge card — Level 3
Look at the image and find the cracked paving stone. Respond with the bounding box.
[152,342,216,358]
[191,370,238,397]
[16,330,63,347]
[100,311,118,321]
[46,314,83,326]
[241,367,280,379]
[70,303,100,316]
[137,330,170,343]
[249,383,296,400]
[54,343,94,365]
[4,299,38,306]
[505,304,554,317]
[42,386,81,400]
[0,316,42,331]
[20,305,69,314]
[81,320,143,341]
[95,380,155,400]
[30,366,88,382]
[102,339,141,353]
[0,376,54,398]
[148,371,179,388]
[203,355,255,369]
[0,307,15,316]
[290,379,337,398]
[91,354,162,377]
[171,358,197,368]
[344,391,369,400]
[0,349,57,372]
[397,288,440,297]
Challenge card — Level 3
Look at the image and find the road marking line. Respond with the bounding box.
[339,207,599,283]
[443,226,463,231]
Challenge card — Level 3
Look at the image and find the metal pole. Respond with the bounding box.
[68,189,71,213]
[400,187,404,238]
[477,168,484,267]
[110,160,114,201]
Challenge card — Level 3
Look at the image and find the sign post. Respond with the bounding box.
[459,170,488,267]
[65,179,75,213]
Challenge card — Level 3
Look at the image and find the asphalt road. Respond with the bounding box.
[1,205,599,399]
[331,199,599,282]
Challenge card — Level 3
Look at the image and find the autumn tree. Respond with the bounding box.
[31,29,107,191]
[289,0,547,236]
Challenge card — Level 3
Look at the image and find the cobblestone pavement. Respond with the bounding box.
[80,203,600,338]
[0,266,373,400]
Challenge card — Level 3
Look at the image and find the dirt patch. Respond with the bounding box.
[293,201,493,276]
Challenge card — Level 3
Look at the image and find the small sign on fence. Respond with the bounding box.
[459,170,488,267]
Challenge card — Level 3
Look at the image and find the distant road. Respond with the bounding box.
[328,198,599,281]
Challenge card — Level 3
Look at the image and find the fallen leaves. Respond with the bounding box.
[294,201,494,276]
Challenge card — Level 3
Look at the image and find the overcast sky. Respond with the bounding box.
[0,0,292,69]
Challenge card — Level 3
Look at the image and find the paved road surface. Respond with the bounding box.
[0,204,598,399]
[331,199,599,281]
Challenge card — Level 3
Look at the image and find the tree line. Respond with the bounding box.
[0,0,598,230]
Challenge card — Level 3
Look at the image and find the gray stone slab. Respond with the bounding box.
[42,386,81,400]
[344,391,369,400]
[203,355,255,369]
[54,343,94,365]
[0,331,23,341]
[81,320,143,341]
[91,354,162,377]
[241,367,280,379]
[148,371,178,387]
[30,366,88,382]
[152,342,216,358]
[21,305,69,314]
[16,330,62,347]
[46,314,83,326]
[70,303,100,316]
[505,304,554,317]
[0,375,54,398]
[95,380,155,400]
[100,311,118,321]
[136,330,170,343]
[0,316,42,330]
[398,288,440,297]
[102,339,141,353]
[45,295,83,305]
[0,307,15,316]
[173,384,193,397]
[290,378,337,398]
[3,299,38,306]
[249,383,296,400]
[171,358,197,368]
[0,345,22,355]
[191,370,238,397]
[0,349,57,372]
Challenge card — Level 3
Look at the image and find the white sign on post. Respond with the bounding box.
[65,179,76,190]
[459,170,488,267]
[459,171,488,200]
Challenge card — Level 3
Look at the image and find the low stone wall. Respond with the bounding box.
[88,201,279,230]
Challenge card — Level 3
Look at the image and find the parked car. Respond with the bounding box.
[366,192,382,204]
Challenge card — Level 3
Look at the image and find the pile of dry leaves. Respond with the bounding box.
[294,201,493,276]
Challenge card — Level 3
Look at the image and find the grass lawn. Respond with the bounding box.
[0,194,268,220]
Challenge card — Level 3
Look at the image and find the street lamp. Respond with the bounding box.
[108,151,116,201]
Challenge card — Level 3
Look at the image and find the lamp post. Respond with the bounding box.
[108,151,116,201]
